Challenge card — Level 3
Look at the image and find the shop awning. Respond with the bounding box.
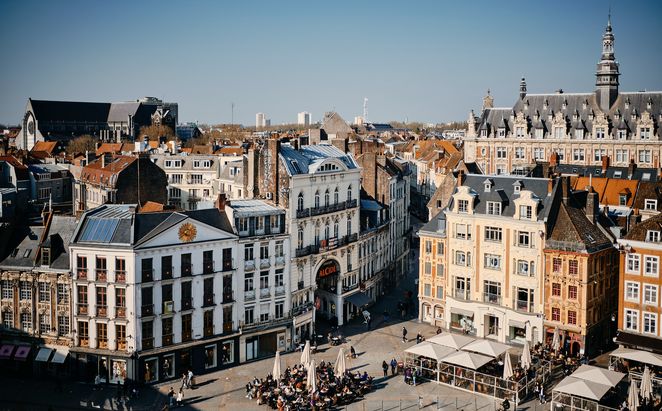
[14,345,31,361]
[0,344,15,360]
[615,331,662,355]
[345,292,371,308]
[509,320,526,329]
[35,347,53,362]
[610,347,662,368]
[50,347,69,364]
[450,307,474,317]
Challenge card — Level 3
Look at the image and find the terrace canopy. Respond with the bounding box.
[405,341,456,361]
[439,351,493,370]
[426,332,475,350]
[462,339,510,358]
[610,347,662,367]
[553,377,614,401]
[571,365,626,387]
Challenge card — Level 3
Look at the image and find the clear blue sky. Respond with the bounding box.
[1,0,661,126]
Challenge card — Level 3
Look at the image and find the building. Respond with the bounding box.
[256,113,268,129]
[616,213,662,355]
[16,97,178,151]
[224,199,294,361]
[465,18,662,175]
[297,112,311,126]
[0,213,77,373]
[420,173,556,344]
[217,159,245,200]
[0,156,30,221]
[543,179,618,356]
[28,164,73,213]
[151,154,219,210]
[175,123,202,141]
[73,155,167,214]
[69,203,240,384]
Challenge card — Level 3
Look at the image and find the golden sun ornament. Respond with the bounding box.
[178,223,197,242]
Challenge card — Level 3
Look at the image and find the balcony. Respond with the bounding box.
[141,304,154,317]
[203,294,214,307]
[346,199,358,208]
[77,303,88,315]
[116,270,126,283]
[292,302,314,317]
[222,291,234,304]
[96,305,108,317]
[96,270,107,282]
[77,269,88,280]
[162,334,174,346]
[260,288,271,298]
[242,314,291,331]
[221,259,234,272]
[244,260,255,271]
[79,337,90,348]
[142,337,154,350]
[275,285,286,296]
[342,283,359,294]
[296,208,310,218]
[161,266,173,280]
[259,258,270,269]
[116,307,126,318]
[141,269,153,283]
[483,293,502,305]
[181,298,193,311]
[181,264,192,277]
[204,325,213,338]
[244,290,256,301]
[275,256,286,266]
[182,330,192,342]
[454,288,470,300]
[203,260,214,274]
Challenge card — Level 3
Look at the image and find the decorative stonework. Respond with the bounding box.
[178,222,197,242]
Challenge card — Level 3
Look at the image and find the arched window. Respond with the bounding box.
[334,187,339,204]
[314,191,320,208]
[347,219,352,236]
[334,221,339,238]
[297,192,304,211]
[324,223,330,241]
[314,227,320,246]
[347,185,353,202]
[324,189,330,207]
[297,228,304,248]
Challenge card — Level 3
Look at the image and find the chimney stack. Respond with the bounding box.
[586,185,599,223]
[215,193,227,211]
[550,152,559,167]
[457,170,466,187]
[547,178,554,196]
[628,158,636,179]
[601,155,610,175]
[562,176,571,204]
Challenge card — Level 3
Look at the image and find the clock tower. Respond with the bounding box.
[595,14,620,112]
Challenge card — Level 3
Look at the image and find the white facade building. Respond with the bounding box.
[151,154,220,210]
[297,112,311,126]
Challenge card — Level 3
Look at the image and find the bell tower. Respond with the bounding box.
[595,13,620,112]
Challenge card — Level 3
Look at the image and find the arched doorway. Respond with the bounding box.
[314,259,341,325]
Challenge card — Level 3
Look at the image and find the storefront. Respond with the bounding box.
[450,308,475,334]
[243,328,288,362]
[314,259,341,322]
[70,349,134,384]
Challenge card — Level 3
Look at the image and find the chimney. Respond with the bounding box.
[292,139,299,150]
[101,154,105,168]
[519,77,527,100]
[547,178,554,196]
[601,155,610,175]
[562,176,570,204]
[457,170,465,187]
[549,152,559,167]
[215,193,227,211]
[586,186,599,223]
[628,158,636,179]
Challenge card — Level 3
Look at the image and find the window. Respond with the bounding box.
[425,241,432,254]
[3,311,13,328]
[193,159,211,168]
[625,281,640,301]
[38,282,50,302]
[516,260,530,276]
[454,251,467,266]
[484,226,502,242]
[457,200,468,213]
[552,283,561,297]
[551,307,560,322]
[20,281,31,300]
[534,148,545,160]
[646,231,660,242]
[595,127,605,139]
[1,280,13,299]
[238,218,248,232]
[644,199,658,211]
[568,285,578,300]
[275,241,284,258]
[496,147,507,159]
[592,149,605,162]
[624,309,639,331]
[256,216,264,231]
[486,202,501,216]
[552,258,562,272]
[259,243,269,260]
[244,245,254,262]
[515,127,525,138]
[455,224,471,240]
[639,150,652,163]
[555,148,565,161]
[643,285,658,306]
[617,129,627,140]
[627,254,640,273]
[423,284,431,297]
[21,312,32,332]
[517,231,531,247]
[55,283,67,304]
[39,313,51,334]
[573,149,585,162]
[58,316,69,335]
[616,149,629,163]
[619,194,627,206]
[170,174,183,184]
[640,127,652,140]
[259,271,269,289]
[484,254,501,269]
[519,205,532,220]
[574,129,584,140]
[643,312,657,335]
[324,189,329,206]
[567,311,577,325]
[497,128,506,138]
[164,160,182,168]
[515,147,525,159]
[569,260,578,275]
[190,174,203,184]
[436,242,444,255]
[535,128,544,139]
[644,256,659,277]
[436,264,444,276]
[244,307,254,325]
[424,262,431,275]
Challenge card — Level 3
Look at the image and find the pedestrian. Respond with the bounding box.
[402,326,408,343]
[187,369,194,389]
[537,382,546,404]
[367,316,372,330]
[350,346,356,358]
[390,358,397,375]
[181,373,187,390]
[382,360,388,377]
[436,327,442,334]
[416,332,422,344]
[168,387,175,407]
[177,388,183,407]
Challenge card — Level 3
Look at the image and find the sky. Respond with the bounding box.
[1,0,661,126]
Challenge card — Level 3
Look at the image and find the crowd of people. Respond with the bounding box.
[245,361,374,410]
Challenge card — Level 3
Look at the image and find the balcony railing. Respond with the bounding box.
[116,270,126,283]
[77,269,88,280]
[244,260,255,271]
[275,285,286,296]
[161,266,173,280]
[260,288,271,298]
[181,298,193,311]
[221,259,233,272]
[141,304,154,317]
[275,256,286,266]
[96,270,107,282]
[204,326,213,337]
[96,305,108,317]
[116,307,126,318]
[77,303,88,315]
[296,208,310,218]
[79,337,89,348]
[244,290,255,301]
[203,294,214,307]
[181,264,192,277]
[117,340,127,350]
[182,330,192,342]
[162,334,173,346]
[141,269,153,283]
[292,302,314,317]
[342,283,359,293]
[222,291,234,303]
[242,314,291,331]
[454,288,470,300]
[142,337,154,350]
[203,260,214,274]
[483,293,502,305]
[259,259,270,269]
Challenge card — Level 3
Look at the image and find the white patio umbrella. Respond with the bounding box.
[520,341,532,370]
[334,348,347,375]
[628,379,640,411]
[503,352,514,380]
[272,351,282,382]
[300,341,311,368]
[552,327,561,351]
[306,359,317,392]
[640,366,653,402]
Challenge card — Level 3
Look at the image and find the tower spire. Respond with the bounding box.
[595,11,619,112]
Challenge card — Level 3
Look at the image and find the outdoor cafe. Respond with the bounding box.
[403,332,553,404]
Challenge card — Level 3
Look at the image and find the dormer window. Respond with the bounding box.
[535,128,544,139]
[519,205,532,220]
[640,127,652,140]
[513,181,522,194]
[617,129,628,140]
[41,247,51,266]
[619,194,627,206]
[481,129,488,137]
[646,230,661,243]
[483,179,493,192]
[515,127,525,138]
[457,200,469,213]
[574,129,584,139]
[193,160,211,168]
[644,199,657,211]
[165,159,182,169]
[487,201,501,216]
[497,128,506,138]
[595,127,605,139]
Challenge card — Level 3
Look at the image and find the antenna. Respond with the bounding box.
[363,98,368,123]
[231,102,235,126]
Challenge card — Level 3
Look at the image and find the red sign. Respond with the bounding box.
[317,260,339,279]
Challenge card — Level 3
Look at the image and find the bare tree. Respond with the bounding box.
[66,134,97,154]
[139,124,175,141]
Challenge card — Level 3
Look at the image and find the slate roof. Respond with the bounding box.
[623,212,662,242]
[0,226,43,269]
[80,156,137,187]
[29,99,111,122]
[547,197,613,253]
[451,174,556,221]
[555,164,659,182]
[47,215,77,270]
[419,210,446,236]
[632,181,662,212]
[279,143,358,176]
[227,199,285,218]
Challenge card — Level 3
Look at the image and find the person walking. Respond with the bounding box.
[350,346,356,358]
[181,373,187,390]
[390,358,398,375]
[382,360,389,377]
[176,388,183,407]
[168,387,175,407]
[402,326,408,343]
[187,369,194,389]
